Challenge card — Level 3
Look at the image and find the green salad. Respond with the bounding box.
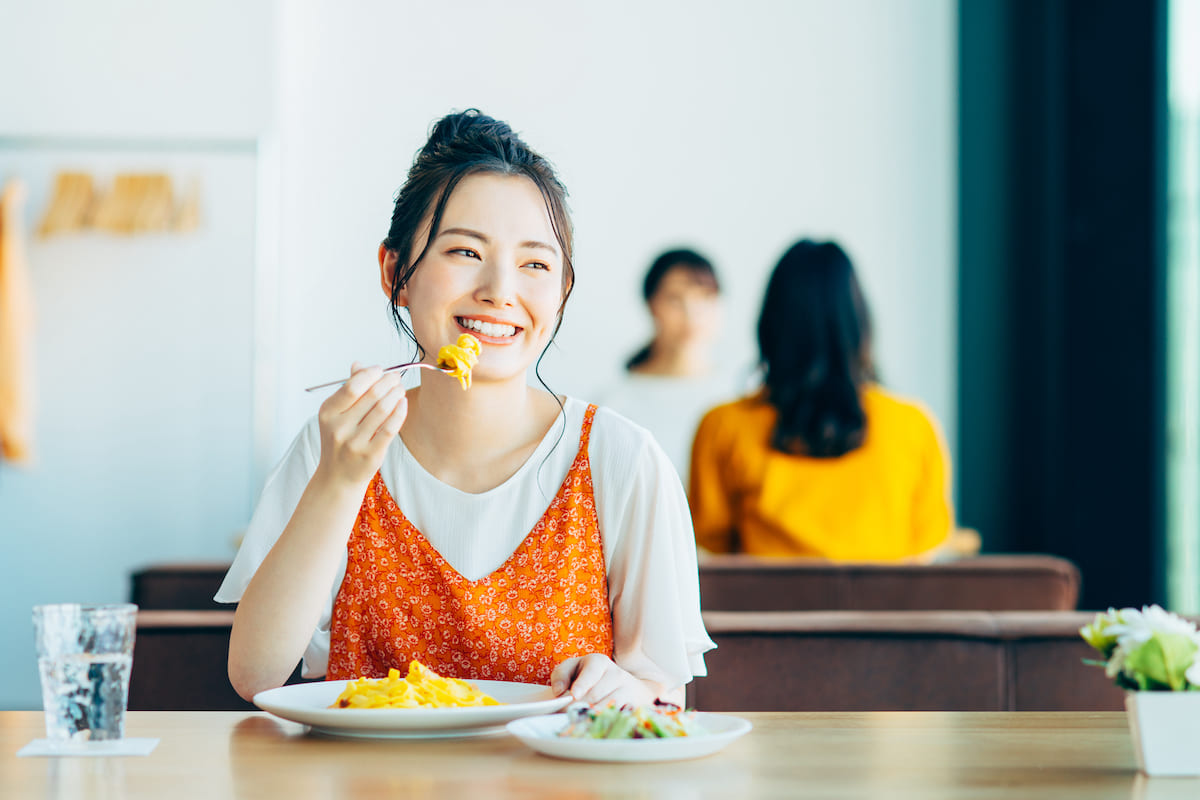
[557,703,705,740]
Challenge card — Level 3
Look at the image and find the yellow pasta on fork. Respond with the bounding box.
[435,334,481,390]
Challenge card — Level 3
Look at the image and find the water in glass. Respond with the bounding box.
[38,652,133,740]
[33,603,137,741]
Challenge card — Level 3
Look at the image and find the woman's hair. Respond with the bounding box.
[757,239,876,458]
[625,248,720,370]
[381,109,574,358]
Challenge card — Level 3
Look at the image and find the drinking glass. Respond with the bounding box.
[33,603,138,741]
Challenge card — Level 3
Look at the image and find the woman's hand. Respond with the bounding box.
[314,363,408,488]
[550,654,660,707]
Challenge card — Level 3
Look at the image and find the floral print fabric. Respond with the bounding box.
[328,405,614,684]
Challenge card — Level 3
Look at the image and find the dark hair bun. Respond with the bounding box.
[418,109,522,165]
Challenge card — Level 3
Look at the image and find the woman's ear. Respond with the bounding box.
[379,243,405,306]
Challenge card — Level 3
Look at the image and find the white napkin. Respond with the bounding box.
[17,738,159,757]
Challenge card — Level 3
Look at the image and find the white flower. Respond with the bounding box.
[1081,605,1200,689]
[1106,605,1200,649]
[1080,608,1123,654]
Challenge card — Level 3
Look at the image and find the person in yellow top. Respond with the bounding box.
[689,240,953,561]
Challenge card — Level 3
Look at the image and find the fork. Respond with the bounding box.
[304,362,452,393]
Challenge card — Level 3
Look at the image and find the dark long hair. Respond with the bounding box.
[381,109,574,358]
[757,239,876,457]
[625,248,720,370]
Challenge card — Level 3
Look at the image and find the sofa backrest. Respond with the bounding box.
[132,555,1083,614]
[698,555,1081,611]
[131,563,231,611]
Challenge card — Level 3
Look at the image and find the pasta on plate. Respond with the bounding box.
[331,660,501,709]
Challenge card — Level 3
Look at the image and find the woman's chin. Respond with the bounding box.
[436,367,527,389]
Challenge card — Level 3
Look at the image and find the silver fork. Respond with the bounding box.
[304,362,451,393]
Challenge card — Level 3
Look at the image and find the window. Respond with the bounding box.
[1166,0,1200,611]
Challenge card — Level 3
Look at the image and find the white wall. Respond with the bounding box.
[0,0,276,710]
[272,0,957,464]
[0,1,274,139]
[0,0,955,709]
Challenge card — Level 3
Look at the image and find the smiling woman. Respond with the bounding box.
[216,110,714,710]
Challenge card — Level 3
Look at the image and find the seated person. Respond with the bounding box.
[598,248,741,487]
[218,110,712,708]
[689,239,953,561]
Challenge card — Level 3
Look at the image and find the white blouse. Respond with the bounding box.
[215,396,715,690]
[595,370,744,488]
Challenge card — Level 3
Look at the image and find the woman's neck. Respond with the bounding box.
[631,341,710,378]
[399,376,561,494]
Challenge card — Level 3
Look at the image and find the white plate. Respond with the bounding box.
[253,679,571,739]
[505,713,752,762]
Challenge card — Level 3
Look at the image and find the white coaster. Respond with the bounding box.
[17,738,159,757]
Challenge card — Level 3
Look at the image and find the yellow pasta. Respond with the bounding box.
[331,660,501,709]
[435,334,481,390]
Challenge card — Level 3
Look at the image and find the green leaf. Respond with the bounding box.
[1124,633,1199,691]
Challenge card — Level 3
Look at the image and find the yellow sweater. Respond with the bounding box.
[689,385,952,560]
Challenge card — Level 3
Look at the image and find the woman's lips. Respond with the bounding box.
[455,316,521,344]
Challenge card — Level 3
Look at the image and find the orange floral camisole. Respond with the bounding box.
[327,404,614,684]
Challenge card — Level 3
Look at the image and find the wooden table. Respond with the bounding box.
[2,711,1196,799]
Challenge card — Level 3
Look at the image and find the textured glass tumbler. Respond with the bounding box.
[33,603,138,741]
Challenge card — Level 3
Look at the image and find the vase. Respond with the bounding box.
[1125,692,1200,776]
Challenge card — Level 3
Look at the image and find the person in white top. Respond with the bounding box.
[218,110,713,707]
[598,249,740,487]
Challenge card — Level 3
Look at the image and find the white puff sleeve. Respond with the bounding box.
[213,417,342,678]
[590,408,716,690]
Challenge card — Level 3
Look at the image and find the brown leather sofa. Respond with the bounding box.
[127,556,1095,712]
[129,611,249,711]
[128,611,310,711]
[129,609,1123,713]
[689,610,1122,712]
[698,555,1081,611]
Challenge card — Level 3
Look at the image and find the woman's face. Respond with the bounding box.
[384,172,566,386]
[648,266,721,348]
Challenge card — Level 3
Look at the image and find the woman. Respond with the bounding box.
[218,110,713,707]
[599,249,736,485]
[689,239,953,560]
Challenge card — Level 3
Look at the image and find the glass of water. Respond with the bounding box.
[33,603,138,741]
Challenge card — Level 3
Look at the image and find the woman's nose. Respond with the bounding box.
[476,261,516,307]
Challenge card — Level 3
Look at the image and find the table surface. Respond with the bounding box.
[2,711,1196,799]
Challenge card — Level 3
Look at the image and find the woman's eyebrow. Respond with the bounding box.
[438,227,557,255]
[439,227,488,242]
[519,239,558,255]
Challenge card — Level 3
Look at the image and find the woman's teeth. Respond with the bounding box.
[457,317,518,338]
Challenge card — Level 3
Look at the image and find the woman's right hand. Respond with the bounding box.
[314,362,409,487]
